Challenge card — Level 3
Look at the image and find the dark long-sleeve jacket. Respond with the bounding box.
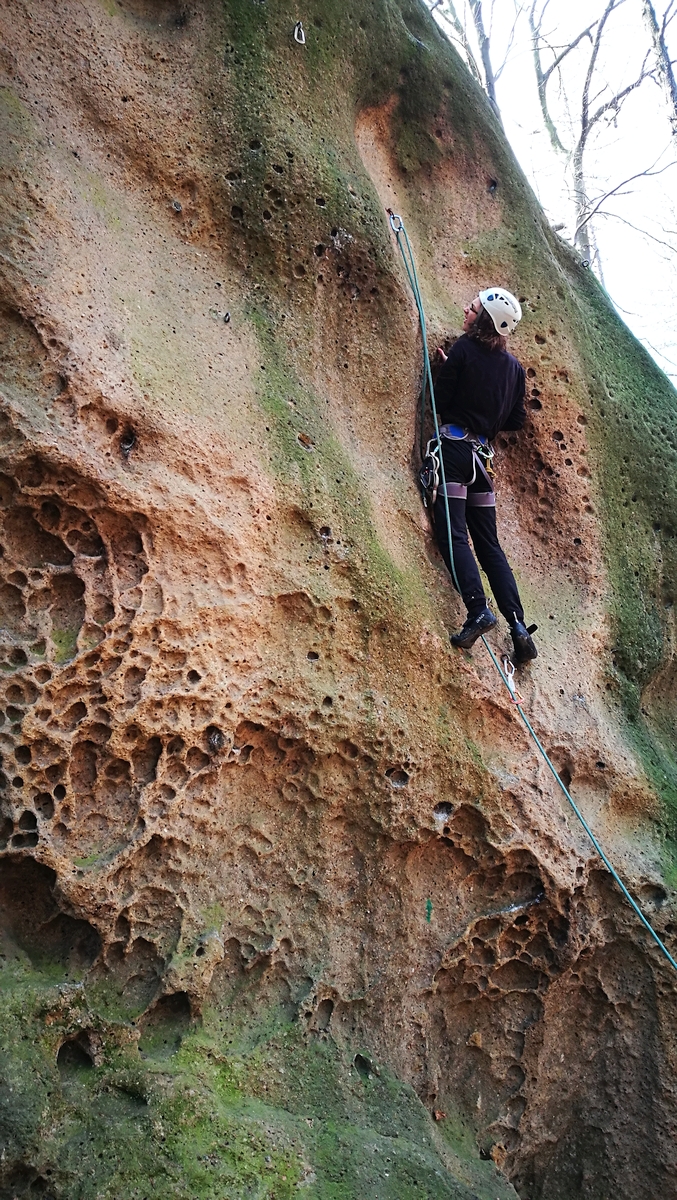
[434,333,526,441]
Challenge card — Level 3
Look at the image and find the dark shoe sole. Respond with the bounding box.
[451,612,498,649]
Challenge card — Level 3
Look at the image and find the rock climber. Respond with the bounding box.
[432,288,537,663]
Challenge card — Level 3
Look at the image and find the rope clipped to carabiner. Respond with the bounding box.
[386,206,677,978]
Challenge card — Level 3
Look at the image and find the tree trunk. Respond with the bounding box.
[469,0,502,122]
[573,142,593,260]
[643,0,677,142]
[528,7,568,155]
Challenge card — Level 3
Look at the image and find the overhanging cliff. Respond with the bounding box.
[1,2,677,1197]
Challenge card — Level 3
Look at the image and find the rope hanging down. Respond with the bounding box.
[387,208,677,976]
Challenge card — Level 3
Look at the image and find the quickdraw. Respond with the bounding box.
[502,656,524,705]
[418,437,441,507]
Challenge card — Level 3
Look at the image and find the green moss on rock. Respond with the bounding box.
[0,954,516,1199]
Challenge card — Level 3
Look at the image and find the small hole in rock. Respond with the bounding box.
[57,1038,93,1073]
[354,1053,372,1079]
[54,784,66,801]
[187,670,201,684]
[307,650,319,660]
[35,793,55,819]
[316,998,334,1030]
[120,428,136,457]
[207,726,225,753]
[386,767,409,788]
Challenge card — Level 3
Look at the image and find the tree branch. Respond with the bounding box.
[579,0,625,154]
[597,210,677,254]
[574,158,677,235]
[494,1,525,83]
[584,53,654,138]
[541,24,597,84]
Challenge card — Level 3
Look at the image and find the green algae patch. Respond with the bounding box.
[566,267,677,829]
[0,953,516,1199]
[51,628,79,664]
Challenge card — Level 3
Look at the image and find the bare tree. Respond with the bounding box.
[426,0,677,376]
[429,0,484,86]
[468,0,501,117]
[528,2,596,153]
[428,1,524,122]
[528,0,655,262]
[643,0,677,141]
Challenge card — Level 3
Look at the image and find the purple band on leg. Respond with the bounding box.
[440,482,467,499]
[466,491,496,507]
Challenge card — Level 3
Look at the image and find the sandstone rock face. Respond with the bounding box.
[1,2,677,1197]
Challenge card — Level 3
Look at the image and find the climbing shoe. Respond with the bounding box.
[450,607,497,649]
[511,620,538,664]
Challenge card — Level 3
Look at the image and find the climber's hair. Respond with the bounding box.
[467,305,507,352]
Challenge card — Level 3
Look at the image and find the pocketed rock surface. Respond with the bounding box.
[1,2,677,1198]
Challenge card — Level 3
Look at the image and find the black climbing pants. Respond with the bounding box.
[433,439,525,626]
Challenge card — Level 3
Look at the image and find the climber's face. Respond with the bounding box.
[463,296,482,333]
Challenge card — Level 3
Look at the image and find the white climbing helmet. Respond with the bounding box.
[479,287,522,334]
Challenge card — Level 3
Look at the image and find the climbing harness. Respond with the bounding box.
[387,207,677,977]
[438,423,495,479]
[419,425,495,511]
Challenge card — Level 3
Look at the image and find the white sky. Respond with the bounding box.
[431,0,677,381]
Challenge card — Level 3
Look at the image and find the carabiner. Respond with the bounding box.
[502,656,524,705]
[293,20,306,43]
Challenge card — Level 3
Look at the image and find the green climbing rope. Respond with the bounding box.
[387,212,462,596]
[387,209,677,977]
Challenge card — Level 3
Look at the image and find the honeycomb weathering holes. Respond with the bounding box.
[0,460,149,668]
